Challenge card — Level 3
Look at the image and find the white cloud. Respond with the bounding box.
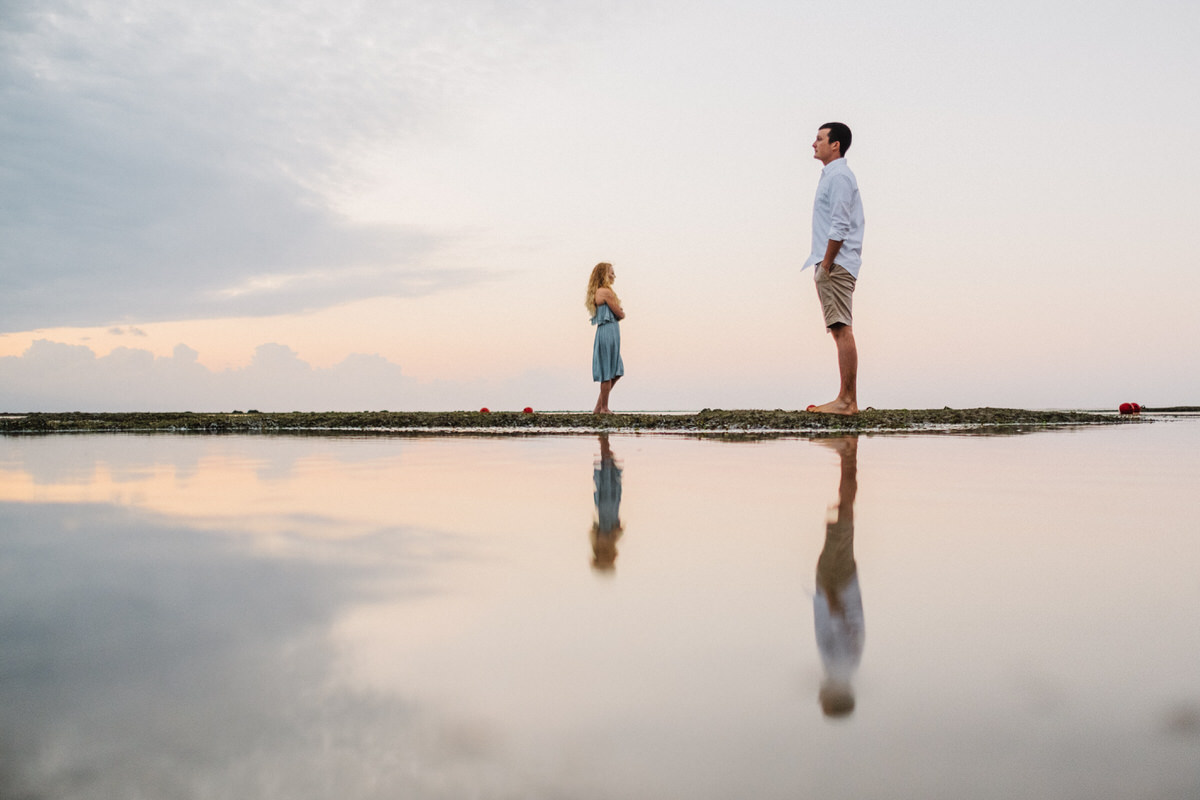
[0,339,597,412]
[0,339,405,411]
[0,0,620,331]
[0,501,480,799]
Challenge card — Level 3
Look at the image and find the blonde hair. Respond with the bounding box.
[585,262,620,317]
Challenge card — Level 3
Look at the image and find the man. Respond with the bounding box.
[812,436,863,717]
[803,122,865,415]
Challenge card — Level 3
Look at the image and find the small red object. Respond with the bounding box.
[1131,403,1142,413]
[480,407,490,413]
[523,407,533,414]
[1118,403,1133,414]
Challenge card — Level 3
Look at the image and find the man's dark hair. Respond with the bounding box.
[821,122,852,155]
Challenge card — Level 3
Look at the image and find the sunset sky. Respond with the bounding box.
[3,0,1198,412]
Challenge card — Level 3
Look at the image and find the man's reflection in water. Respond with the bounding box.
[813,435,864,718]
[591,434,624,572]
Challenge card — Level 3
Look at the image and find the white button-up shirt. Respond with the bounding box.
[803,158,865,278]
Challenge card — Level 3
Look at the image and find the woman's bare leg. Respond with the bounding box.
[594,380,612,414]
[594,375,620,414]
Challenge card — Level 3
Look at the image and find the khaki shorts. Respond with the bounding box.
[814,263,856,328]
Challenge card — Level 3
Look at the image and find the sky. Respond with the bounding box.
[2,0,1198,412]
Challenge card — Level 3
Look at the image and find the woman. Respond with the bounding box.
[590,433,624,571]
[585,261,625,414]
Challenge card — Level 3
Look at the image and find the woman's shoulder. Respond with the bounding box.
[591,300,617,322]
[594,287,614,303]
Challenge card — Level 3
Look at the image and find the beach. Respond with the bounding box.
[0,407,1147,435]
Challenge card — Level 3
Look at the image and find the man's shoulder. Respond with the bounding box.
[820,158,857,182]
[826,160,858,191]
[827,158,856,177]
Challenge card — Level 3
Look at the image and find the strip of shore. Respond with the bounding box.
[0,408,1151,436]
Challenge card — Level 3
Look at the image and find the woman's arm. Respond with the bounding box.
[595,288,625,319]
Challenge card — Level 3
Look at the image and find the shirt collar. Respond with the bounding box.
[821,157,848,177]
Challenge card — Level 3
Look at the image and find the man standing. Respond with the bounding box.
[804,122,864,415]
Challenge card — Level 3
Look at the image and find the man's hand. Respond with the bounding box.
[821,239,843,272]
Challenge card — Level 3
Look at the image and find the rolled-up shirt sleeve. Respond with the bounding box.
[826,174,856,242]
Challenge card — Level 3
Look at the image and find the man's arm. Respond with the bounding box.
[820,174,853,270]
[819,238,844,271]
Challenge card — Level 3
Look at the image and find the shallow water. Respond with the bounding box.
[2,420,1199,799]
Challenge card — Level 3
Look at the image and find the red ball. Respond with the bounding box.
[523,407,533,414]
[1118,403,1133,414]
[1131,403,1142,413]
[479,407,490,413]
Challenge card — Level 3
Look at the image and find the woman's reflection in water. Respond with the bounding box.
[813,435,864,718]
[591,434,624,572]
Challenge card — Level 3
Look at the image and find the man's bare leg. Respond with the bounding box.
[811,324,858,415]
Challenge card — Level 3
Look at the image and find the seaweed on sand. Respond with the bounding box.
[0,407,1139,436]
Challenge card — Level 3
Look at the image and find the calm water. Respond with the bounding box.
[2,420,1199,799]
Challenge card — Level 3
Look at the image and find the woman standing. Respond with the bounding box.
[590,433,624,571]
[586,261,625,414]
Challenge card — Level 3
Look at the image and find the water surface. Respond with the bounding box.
[2,421,1198,799]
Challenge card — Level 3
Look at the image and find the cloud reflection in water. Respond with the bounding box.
[0,501,502,800]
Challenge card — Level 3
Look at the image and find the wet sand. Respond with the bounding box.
[0,408,1144,435]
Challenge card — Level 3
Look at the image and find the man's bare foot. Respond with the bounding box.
[807,399,859,415]
[814,435,858,456]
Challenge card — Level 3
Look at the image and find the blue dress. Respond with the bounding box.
[593,453,623,534]
[591,303,624,382]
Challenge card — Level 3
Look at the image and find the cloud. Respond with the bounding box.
[0,338,597,412]
[0,500,499,799]
[0,339,410,411]
[0,0,606,332]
